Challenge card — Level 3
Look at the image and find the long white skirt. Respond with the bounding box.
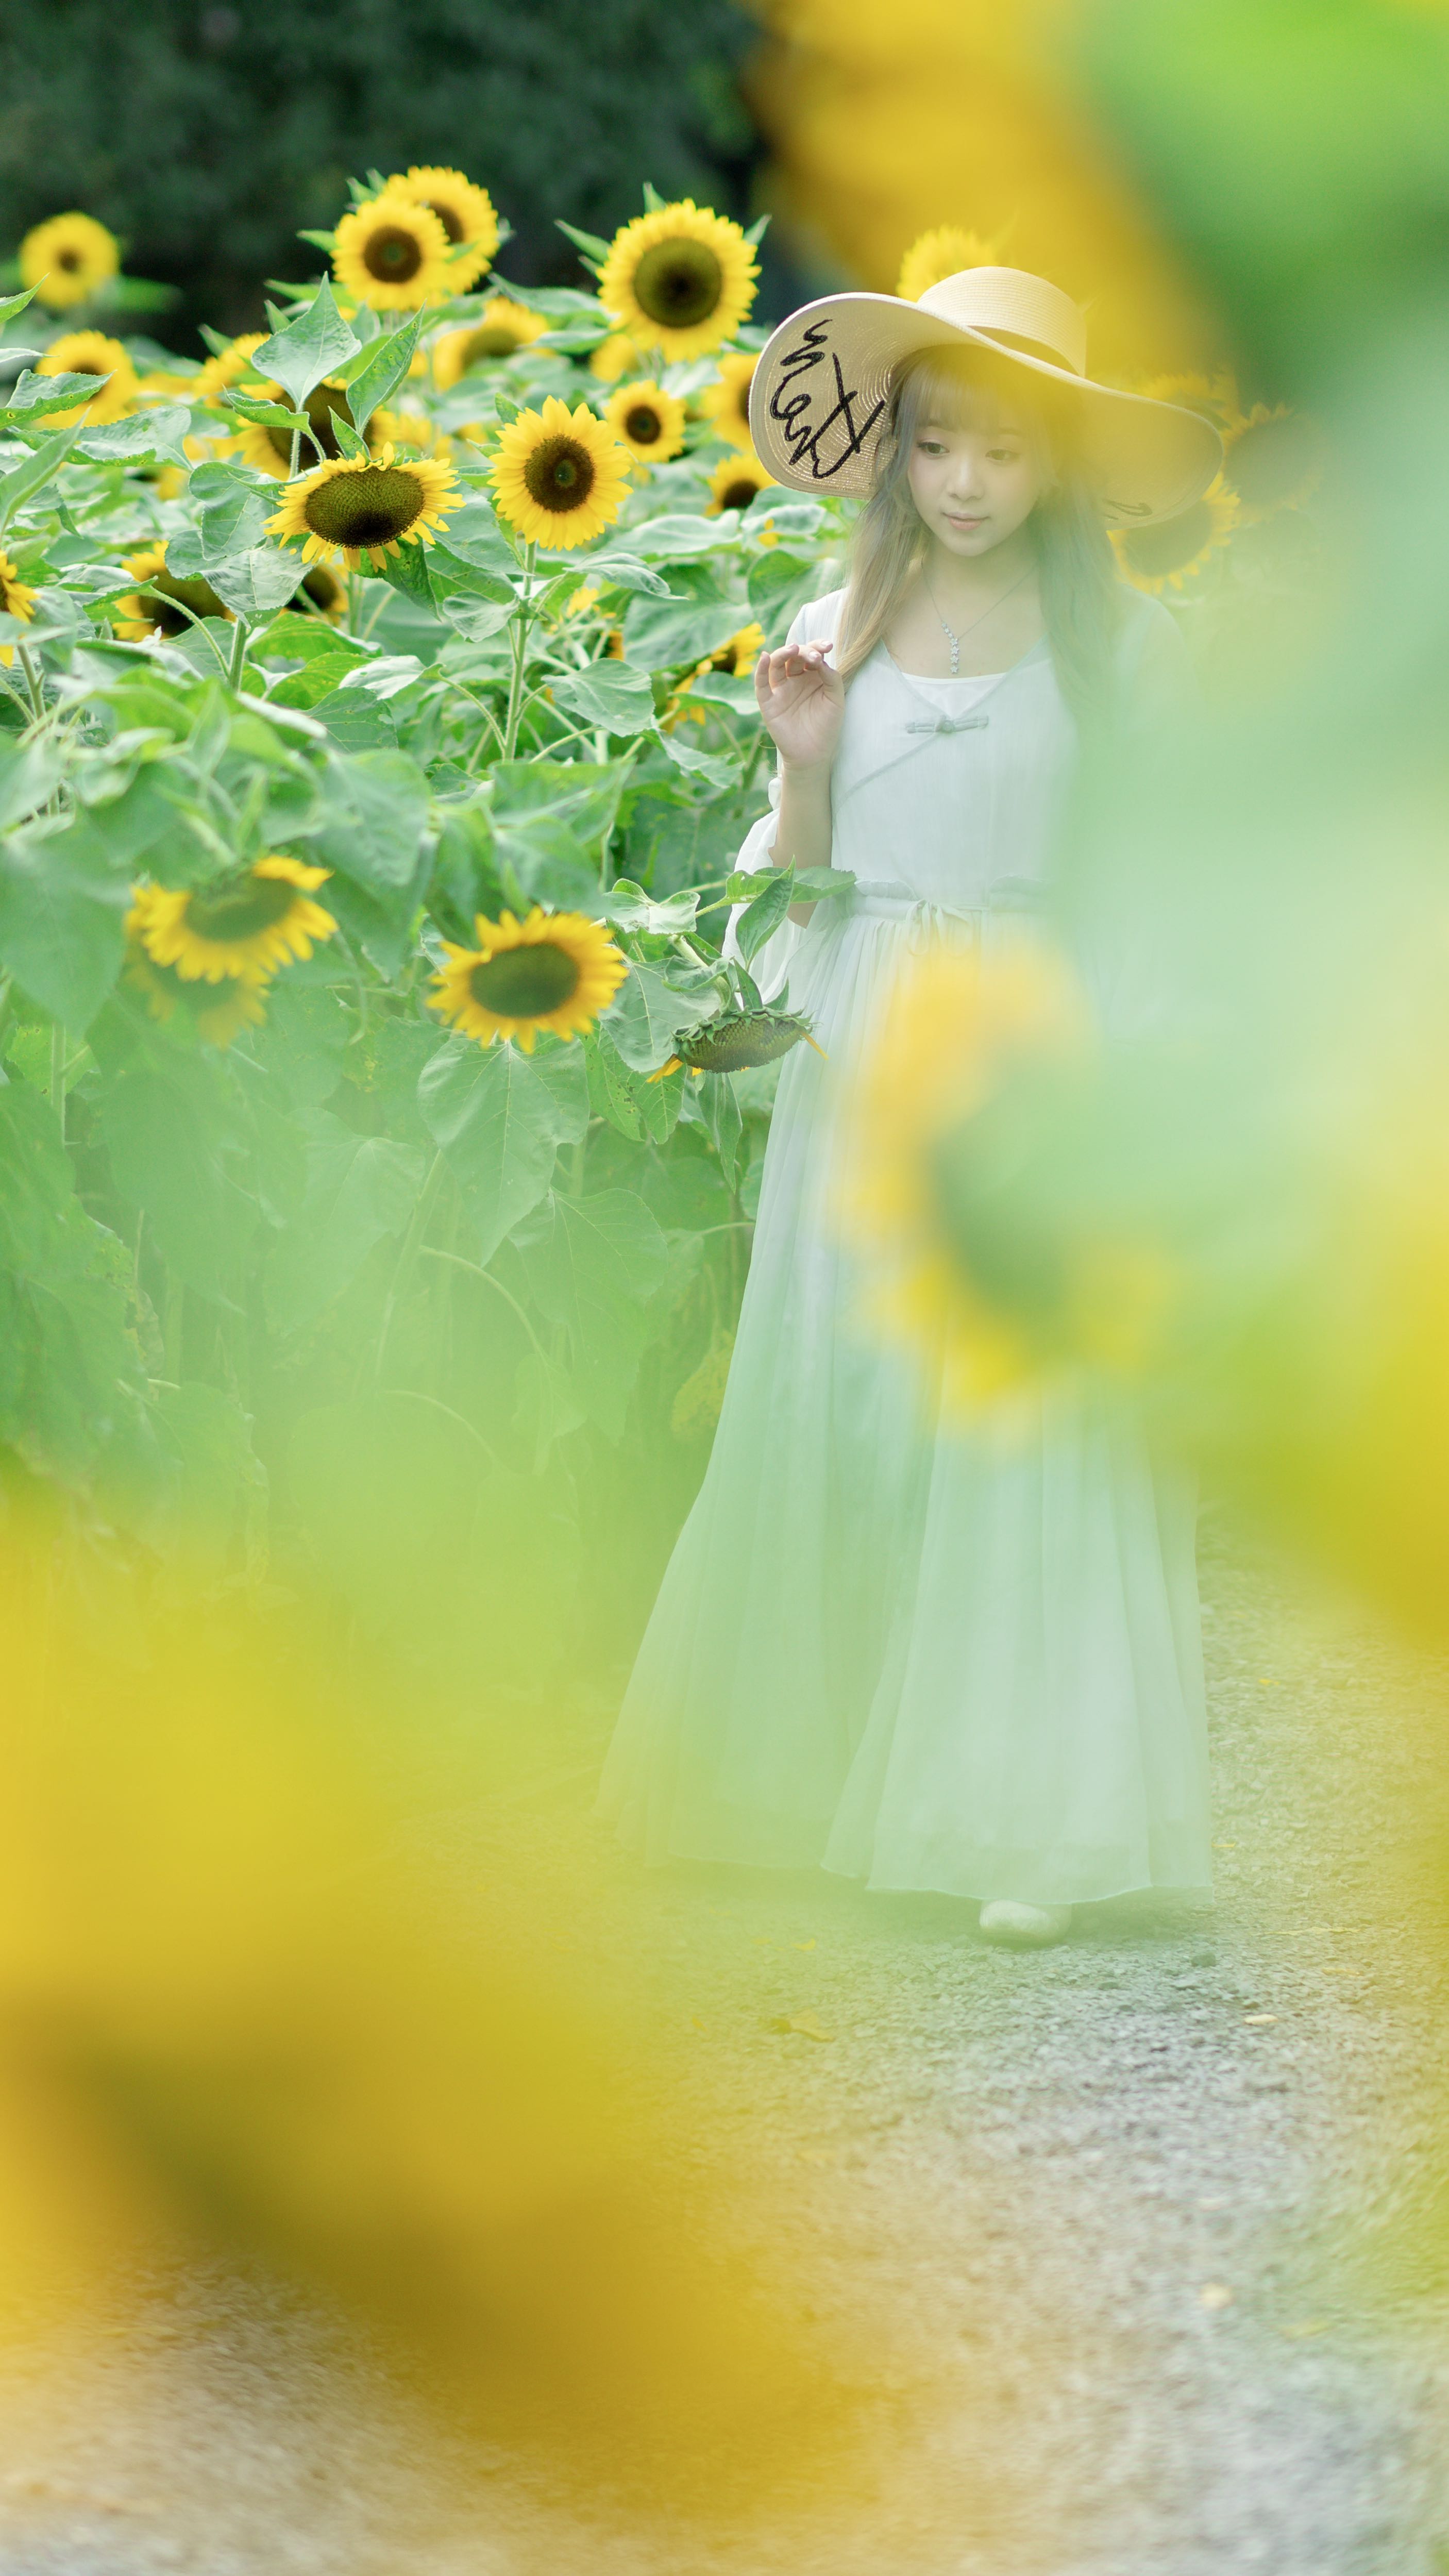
[598,901,1212,1907]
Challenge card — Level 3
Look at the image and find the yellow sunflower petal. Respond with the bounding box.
[1110,474,1239,595]
[130,856,336,985]
[705,449,777,517]
[490,397,632,552]
[599,200,757,362]
[19,213,120,312]
[113,539,234,641]
[0,551,37,669]
[426,906,628,1050]
[38,331,138,427]
[432,302,548,389]
[391,167,501,293]
[699,352,758,453]
[266,444,461,572]
[333,192,452,312]
[602,378,687,467]
[895,226,1003,302]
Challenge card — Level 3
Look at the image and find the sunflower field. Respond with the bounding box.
[0,177,1318,1687]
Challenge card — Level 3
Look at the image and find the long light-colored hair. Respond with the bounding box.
[835,343,1125,727]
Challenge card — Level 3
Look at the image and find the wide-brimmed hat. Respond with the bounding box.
[747,266,1220,527]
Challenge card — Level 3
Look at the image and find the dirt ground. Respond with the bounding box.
[4,1510,1449,2574]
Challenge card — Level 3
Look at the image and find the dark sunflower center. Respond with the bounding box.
[74,364,105,379]
[470,943,580,1017]
[58,248,81,271]
[632,239,723,330]
[463,324,522,363]
[1232,414,1317,506]
[364,224,425,285]
[142,568,229,633]
[1121,501,1211,579]
[425,198,465,244]
[300,566,343,612]
[624,403,663,445]
[304,462,424,549]
[185,874,296,942]
[718,476,760,513]
[266,379,351,466]
[523,434,596,513]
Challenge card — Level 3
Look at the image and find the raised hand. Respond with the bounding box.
[754,638,845,772]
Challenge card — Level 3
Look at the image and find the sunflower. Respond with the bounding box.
[490,396,631,551]
[114,541,234,641]
[289,564,347,621]
[589,331,645,384]
[390,167,500,293]
[841,943,1160,1412]
[130,857,336,985]
[706,449,777,516]
[123,926,270,1050]
[266,444,461,572]
[19,212,119,312]
[332,192,452,312]
[699,352,757,453]
[432,301,548,387]
[428,908,628,1051]
[701,620,765,680]
[599,200,758,361]
[1135,369,1238,426]
[0,553,37,668]
[38,330,138,426]
[1111,474,1238,595]
[367,405,433,451]
[1221,400,1324,521]
[193,331,268,403]
[895,226,1003,302]
[602,378,687,467]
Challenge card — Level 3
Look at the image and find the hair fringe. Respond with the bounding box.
[836,345,1124,728]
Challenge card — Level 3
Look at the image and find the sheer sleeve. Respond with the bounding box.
[718,595,831,1003]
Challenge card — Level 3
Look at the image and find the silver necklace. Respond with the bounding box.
[923,563,1033,677]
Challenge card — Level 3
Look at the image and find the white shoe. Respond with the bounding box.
[979,1899,1073,1948]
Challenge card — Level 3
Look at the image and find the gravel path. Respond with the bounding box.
[3,1515,1448,2574]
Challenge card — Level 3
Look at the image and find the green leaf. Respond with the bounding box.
[376,536,436,607]
[0,284,40,328]
[417,1035,588,1264]
[586,551,672,598]
[251,278,359,410]
[0,421,83,529]
[0,739,65,830]
[521,1189,669,1436]
[736,866,796,966]
[554,219,612,266]
[597,879,700,934]
[550,660,656,737]
[73,407,193,467]
[426,543,515,607]
[311,748,429,896]
[266,1119,427,1332]
[0,828,129,1027]
[602,961,719,1073]
[0,371,111,425]
[139,1383,268,1578]
[435,500,517,577]
[225,391,312,432]
[344,310,424,431]
[206,546,306,621]
[628,514,734,559]
[583,1028,643,1140]
[99,1063,256,1303]
[747,548,825,643]
[327,408,370,461]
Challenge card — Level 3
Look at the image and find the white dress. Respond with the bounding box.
[599,586,1212,1908]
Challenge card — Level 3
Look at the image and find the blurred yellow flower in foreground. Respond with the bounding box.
[0,1530,874,2512]
[845,943,1173,1413]
[38,330,137,425]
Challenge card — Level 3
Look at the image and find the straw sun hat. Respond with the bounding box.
[748,265,1220,527]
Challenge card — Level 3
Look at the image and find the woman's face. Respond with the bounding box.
[905,391,1048,560]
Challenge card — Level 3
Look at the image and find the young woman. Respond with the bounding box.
[599,267,1220,1946]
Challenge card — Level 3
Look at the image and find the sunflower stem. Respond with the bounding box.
[502,541,537,761]
[16,643,44,726]
[48,1018,65,1139]
[347,571,363,639]
[227,615,250,688]
[372,1150,448,1389]
[289,426,302,480]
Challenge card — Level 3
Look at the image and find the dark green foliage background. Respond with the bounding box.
[0,0,758,346]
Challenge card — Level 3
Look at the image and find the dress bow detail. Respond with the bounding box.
[903,714,989,735]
